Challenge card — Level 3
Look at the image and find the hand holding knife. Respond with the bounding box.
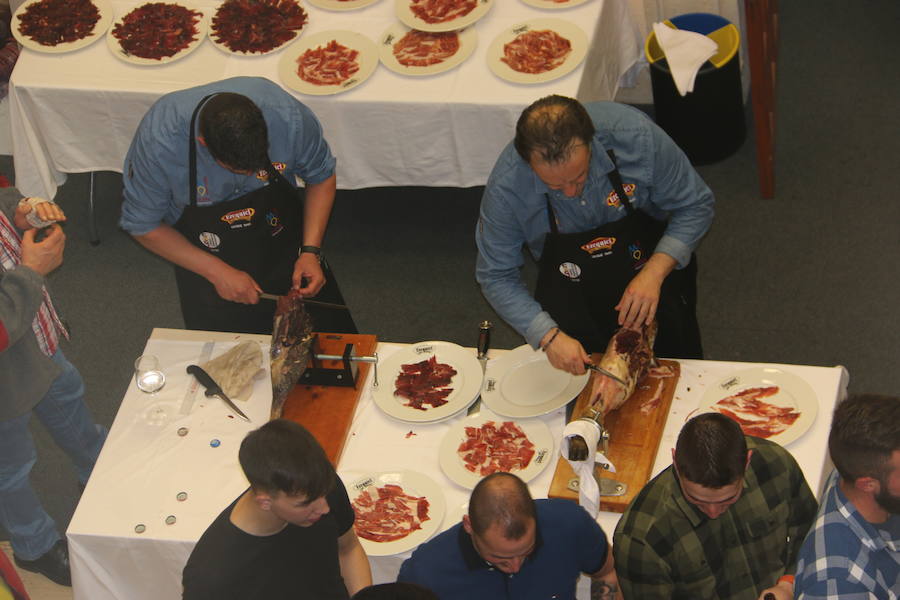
[187,365,251,422]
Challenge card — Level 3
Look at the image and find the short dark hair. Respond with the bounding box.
[351,583,438,600]
[468,472,536,539]
[829,394,900,483]
[513,95,595,165]
[198,92,270,172]
[238,419,335,499]
[674,413,748,488]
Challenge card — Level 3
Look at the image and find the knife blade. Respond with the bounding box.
[186,365,251,422]
[466,320,492,416]
[584,363,629,386]
[258,293,348,311]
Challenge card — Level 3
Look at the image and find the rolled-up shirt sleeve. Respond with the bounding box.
[120,116,180,235]
[289,103,336,186]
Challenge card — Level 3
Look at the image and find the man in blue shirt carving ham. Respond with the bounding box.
[121,76,355,334]
[476,95,714,374]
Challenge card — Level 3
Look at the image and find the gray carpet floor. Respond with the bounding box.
[2,0,898,558]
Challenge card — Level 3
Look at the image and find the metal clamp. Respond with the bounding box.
[567,476,627,497]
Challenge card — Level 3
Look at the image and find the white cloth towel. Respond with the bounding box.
[561,420,617,518]
[653,22,718,96]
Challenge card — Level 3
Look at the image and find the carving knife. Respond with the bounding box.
[186,365,251,422]
[466,320,492,416]
[584,363,629,386]
[258,293,348,311]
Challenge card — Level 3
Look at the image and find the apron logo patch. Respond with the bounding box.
[221,207,255,229]
[558,262,582,280]
[581,236,616,258]
[198,232,221,251]
[267,211,283,236]
[629,242,649,269]
[606,183,636,207]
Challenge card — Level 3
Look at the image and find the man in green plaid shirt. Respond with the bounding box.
[613,413,817,600]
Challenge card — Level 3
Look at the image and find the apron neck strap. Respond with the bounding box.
[605,149,636,215]
[188,94,218,208]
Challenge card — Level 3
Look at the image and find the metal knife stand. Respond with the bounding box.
[568,406,628,497]
[299,334,378,388]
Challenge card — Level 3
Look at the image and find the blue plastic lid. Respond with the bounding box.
[669,13,731,35]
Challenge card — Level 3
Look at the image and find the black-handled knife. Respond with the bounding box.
[467,320,493,416]
[186,365,251,422]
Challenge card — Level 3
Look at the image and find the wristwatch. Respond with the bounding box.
[300,245,322,261]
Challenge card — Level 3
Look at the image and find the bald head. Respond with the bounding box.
[468,473,536,539]
[514,95,595,165]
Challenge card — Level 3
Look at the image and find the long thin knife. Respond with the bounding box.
[258,293,348,311]
[584,363,629,386]
[466,320,492,416]
[186,365,251,422]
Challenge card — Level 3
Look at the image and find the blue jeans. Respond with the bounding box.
[0,350,107,560]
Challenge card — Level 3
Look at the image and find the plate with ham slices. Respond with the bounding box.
[697,368,818,447]
[308,0,382,10]
[107,2,207,65]
[439,416,554,489]
[278,30,379,95]
[482,344,589,418]
[487,18,587,84]
[13,0,113,53]
[373,341,484,423]
[346,470,445,556]
[396,0,493,33]
[209,0,308,56]
[378,22,477,76]
[520,0,594,9]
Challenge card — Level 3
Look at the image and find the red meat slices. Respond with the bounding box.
[409,0,477,24]
[296,39,360,86]
[501,29,572,74]
[112,3,202,60]
[17,0,100,46]
[458,421,535,477]
[392,30,460,67]
[713,386,801,438]
[212,0,308,54]
[352,483,431,543]
[394,355,457,410]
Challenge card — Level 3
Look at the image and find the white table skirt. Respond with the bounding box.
[67,329,848,600]
[9,0,644,200]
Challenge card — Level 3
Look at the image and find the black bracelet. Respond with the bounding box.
[541,328,560,352]
[300,245,322,258]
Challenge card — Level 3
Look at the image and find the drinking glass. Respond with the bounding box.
[134,355,166,394]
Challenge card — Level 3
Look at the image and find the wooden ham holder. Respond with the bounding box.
[548,358,680,513]
[281,333,378,465]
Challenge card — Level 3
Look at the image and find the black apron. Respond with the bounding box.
[534,151,702,358]
[172,96,357,335]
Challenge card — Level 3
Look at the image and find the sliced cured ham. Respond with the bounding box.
[394,355,457,410]
[712,386,801,438]
[457,421,535,476]
[17,0,100,46]
[296,39,360,86]
[352,483,431,543]
[409,0,477,24]
[501,29,572,74]
[112,3,203,60]
[392,30,460,67]
[211,0,308,54]
[587,321,657,416]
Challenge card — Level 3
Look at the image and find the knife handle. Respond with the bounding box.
[477,320,492,361]
[186,365,218,394]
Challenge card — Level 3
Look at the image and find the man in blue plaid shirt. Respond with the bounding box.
[794,394,900,599]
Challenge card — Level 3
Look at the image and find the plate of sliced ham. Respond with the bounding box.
[482,344,589,418]
[13,0,112,53]
[520,0,594,9]
[209,0,308,56]
[439,416,554,489]
[396,0,493,33]
[278,30,379,95]
[373,341,484,423]
[307,0,382,10]
[486,18,587,84]
[697,368,818,447]
[378,22,477,76]
[346,470,445,556]
[107,2,207,65]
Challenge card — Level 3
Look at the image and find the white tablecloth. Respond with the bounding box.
[9,0,644,200]
[67,329,848,600]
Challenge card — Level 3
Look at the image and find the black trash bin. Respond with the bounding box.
[645,13,746,165]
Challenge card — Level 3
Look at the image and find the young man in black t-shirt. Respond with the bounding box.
[182,420,371,599]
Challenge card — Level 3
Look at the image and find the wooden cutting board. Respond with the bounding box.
[548,359,680,513]
[281,333,378,465]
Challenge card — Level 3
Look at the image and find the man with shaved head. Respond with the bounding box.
[476,95,714,375]
[398,472,620,599]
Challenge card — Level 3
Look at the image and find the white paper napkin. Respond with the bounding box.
[562,420,617,518]
[653,22,718,96]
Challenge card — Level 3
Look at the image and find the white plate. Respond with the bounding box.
[697,368,818,447]
[13,0,112,53]
[486,17,587,84]
[396,0,493,33]
[106,2,207,66]
[279,30,379,96]
[373,341,483,423]
[378,23,477,76]
[308,0,382,10]
[520,0,594,9]
[209,0,308,56]
[481,344,589,418]
[439,416,554,489]
[346,470,445,556]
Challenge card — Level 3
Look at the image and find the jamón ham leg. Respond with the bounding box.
[270,292,314,419]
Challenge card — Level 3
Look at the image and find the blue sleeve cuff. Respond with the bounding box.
[525,311,558,349]
[654,234,692,268]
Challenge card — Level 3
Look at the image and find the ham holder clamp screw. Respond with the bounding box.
[299,334,379,388]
